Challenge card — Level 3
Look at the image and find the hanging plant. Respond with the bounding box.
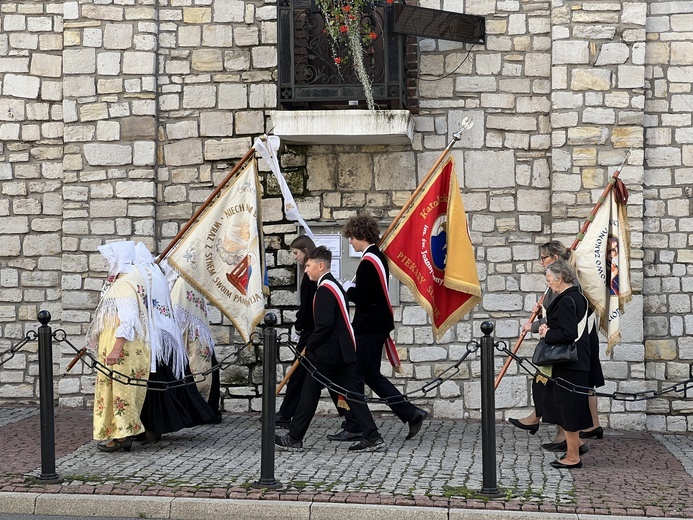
[316,0,392,110]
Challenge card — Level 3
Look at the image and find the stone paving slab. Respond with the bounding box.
[1,404,692,518]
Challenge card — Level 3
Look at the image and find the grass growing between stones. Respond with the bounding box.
[440,485,491,501]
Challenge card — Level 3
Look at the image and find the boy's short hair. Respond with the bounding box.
[306,245,332,267]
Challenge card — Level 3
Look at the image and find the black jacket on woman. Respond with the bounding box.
[543,285,591,372]
[541,285,593,432]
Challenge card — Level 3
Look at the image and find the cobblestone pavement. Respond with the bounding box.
[1,404,692,517]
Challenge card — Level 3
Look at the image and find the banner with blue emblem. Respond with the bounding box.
[381,157,481,340]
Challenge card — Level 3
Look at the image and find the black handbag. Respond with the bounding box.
[532,338,578,366]
[532,306,588,366]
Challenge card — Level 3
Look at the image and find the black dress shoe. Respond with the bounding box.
[327,429,363,441]
[580,426,604,439]
[542,440,567,452]
[543,441,588,454]
[550,459,582,469]
[406,408,428,440]
[509,417,539,435]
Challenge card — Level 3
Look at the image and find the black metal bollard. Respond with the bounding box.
[36,310,61,483]
[253,313,281,489]
[479,321,499,496]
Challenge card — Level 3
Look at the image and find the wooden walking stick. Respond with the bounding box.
[494,147,633,389]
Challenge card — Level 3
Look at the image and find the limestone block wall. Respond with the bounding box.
[0,1,64,399]
[0,0,690,431]
[546,0,647,431]
[642,0,693,431]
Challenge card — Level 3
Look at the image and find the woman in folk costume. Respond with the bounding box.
[160,259,221,423]
[88,241,151,453]
[134,243,216,441]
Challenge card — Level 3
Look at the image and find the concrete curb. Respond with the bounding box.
[0,492,686,520]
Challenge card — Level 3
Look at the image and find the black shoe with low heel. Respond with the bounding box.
[550,459,582,469]
[542,440,567,452]
[508,417,539,435]
[542,441,588,455]
[97,437,132,453]
[579,426,604,439]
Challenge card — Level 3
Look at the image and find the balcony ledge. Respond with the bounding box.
[269,110,414,146]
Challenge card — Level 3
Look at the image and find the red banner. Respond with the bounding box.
[381,158,480,340]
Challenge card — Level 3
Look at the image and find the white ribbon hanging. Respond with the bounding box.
[254,135,314,238]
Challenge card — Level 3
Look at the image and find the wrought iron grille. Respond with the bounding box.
[277,0,408,110]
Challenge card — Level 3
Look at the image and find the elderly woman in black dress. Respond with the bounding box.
[538,259,592,469]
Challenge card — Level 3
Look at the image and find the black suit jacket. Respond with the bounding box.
[347,244,395,335]
[306,273,357,365]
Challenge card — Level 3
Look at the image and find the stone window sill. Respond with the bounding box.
[269,110,414,146]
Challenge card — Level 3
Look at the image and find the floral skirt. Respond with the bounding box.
[93,328,150,441]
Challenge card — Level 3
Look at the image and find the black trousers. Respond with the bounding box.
[344,333,416,433]
[289,360,379,442]
[278,333,343,419]
[278,362,308,418]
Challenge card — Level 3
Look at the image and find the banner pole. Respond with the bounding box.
[157,146,256,262]
[494,146,632,389]
[379,123,471,246]
[494,293,546,390]
[569,146,632,250]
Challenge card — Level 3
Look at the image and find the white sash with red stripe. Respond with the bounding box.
[362,252,402,371]
[318,278,357,350]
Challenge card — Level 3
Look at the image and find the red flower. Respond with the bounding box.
[334,57,342,64]
[339,25,348,33]
[368,32,377,40]
[343,5,351,12]
[387,0,394,3]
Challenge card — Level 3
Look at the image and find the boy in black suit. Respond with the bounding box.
[275,246,385,452]
[328,214,427,442]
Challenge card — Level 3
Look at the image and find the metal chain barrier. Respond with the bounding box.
[56,329,260,391]
[8,322,691,402]
[495,342,693,401]
[0,330,38,366]
[280,332,482,405]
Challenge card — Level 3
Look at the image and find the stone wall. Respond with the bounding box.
[0,0,691,432]
[642,0,693,431]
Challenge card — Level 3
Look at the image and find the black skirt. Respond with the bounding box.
[140,362,216,435]
[541,368,592,432]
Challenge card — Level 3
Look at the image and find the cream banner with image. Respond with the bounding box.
[168,159,265,343]
[574,188,632,353]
